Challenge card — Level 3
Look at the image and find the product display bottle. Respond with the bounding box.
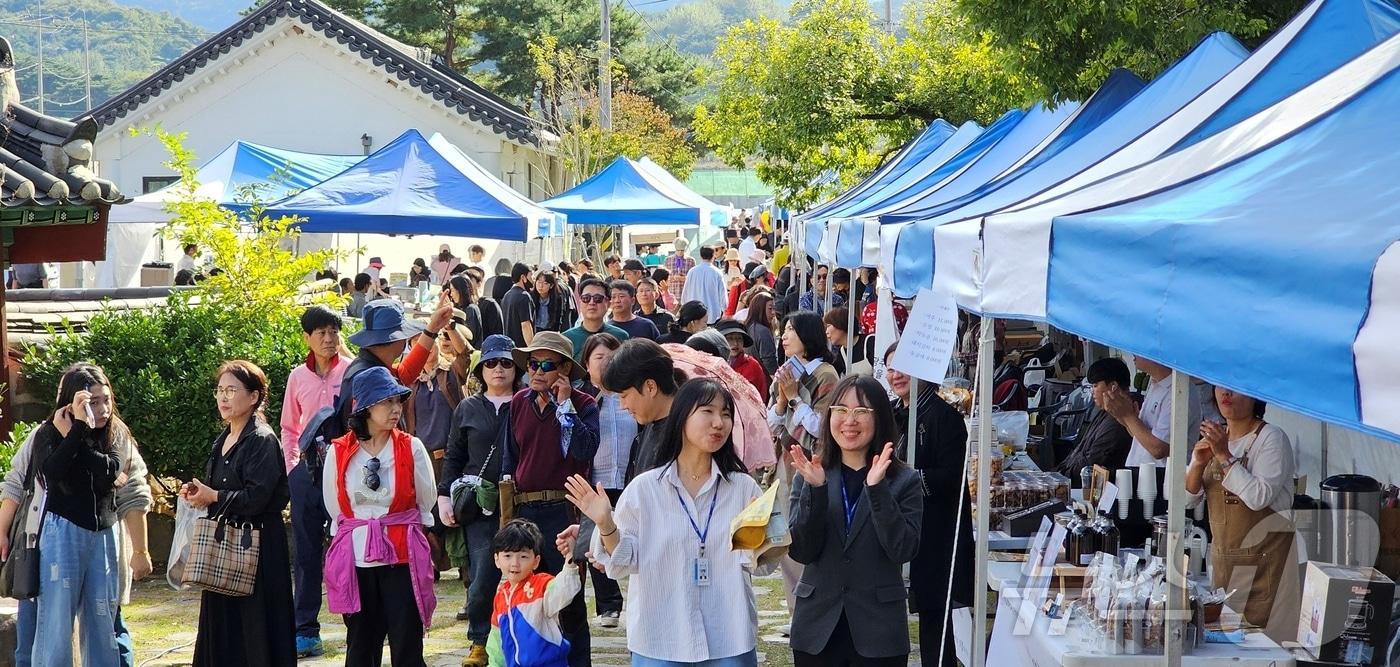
[1094,510,1121,558]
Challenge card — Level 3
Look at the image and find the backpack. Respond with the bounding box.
[478,298,505,338]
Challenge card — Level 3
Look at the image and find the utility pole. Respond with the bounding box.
[83,19,93,111]
[599,0,612,130]
[36,27,44,114]
[884,0,894,33]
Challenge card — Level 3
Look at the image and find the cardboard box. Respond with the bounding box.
[1298,561,1395,665]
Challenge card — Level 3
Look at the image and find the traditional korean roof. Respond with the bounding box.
[83,0,541,146]
[0,38,122,214]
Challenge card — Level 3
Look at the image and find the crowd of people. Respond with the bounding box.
[0,220,1300,667]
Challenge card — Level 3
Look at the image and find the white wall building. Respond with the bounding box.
[81,0,563,286]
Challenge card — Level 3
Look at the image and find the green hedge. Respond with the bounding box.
[23,297,308,480]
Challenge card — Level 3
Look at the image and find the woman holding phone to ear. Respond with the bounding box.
[786,375,923,665]
[12,364,128,666]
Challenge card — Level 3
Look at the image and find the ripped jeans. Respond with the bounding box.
[31,513,121,667]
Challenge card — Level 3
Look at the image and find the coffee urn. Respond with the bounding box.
[1320,474,1382,567]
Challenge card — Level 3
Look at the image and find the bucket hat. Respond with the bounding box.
[351,366,411,414]
[368,257,385,269]
[473,334,516,375]
[510,331,584,381]
[349,300,425,348]
[713,318,754,347]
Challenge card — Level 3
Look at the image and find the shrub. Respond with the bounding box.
[22,297,307,480]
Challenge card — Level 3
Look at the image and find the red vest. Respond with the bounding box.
[332,429,416,563]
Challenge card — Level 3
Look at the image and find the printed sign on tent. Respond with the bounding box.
[889,287,959,383]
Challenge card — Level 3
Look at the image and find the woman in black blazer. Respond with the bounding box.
[886,345,973,667]
[786,375,923,666]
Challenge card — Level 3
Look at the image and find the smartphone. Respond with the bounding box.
[83,400,95,425]
[784,355,807,379]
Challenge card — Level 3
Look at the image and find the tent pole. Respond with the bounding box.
[845,288,856,370]
[1165,370,1190,667]
[973,316,995,667]
[824,262,834,315]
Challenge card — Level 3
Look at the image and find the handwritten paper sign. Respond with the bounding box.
[889,287,960,383]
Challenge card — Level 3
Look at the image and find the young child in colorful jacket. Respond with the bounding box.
[487,519,582,667]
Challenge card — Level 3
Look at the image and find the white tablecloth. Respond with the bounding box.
[978,589,1294,667]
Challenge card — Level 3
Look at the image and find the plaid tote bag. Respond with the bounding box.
[182,516,260,597]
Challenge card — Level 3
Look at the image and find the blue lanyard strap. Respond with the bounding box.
[841,479,861,532]
[674,484,720,555]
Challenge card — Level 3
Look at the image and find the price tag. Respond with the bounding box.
[1097,481,1119,515]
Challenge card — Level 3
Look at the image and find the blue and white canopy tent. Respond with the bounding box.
[268,129,559,241]
[917,31,1251,306]
[634,156,731,227]
[798,114,1016,261]
[978,0,1400,320]
[1045,35,1400,440]
[98,140,363,287]
[798,118,961,225]
[540,156,714,226]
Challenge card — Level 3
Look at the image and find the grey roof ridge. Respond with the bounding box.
[80,0,540,146]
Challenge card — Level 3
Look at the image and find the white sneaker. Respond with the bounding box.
[599,611,621,628]
[779,624,791,637]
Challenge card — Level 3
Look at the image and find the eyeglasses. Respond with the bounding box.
[363,457,381,491]
[212,387,243,399]
[579,294,608,305]
[829,406,875,419]
[528,359,561,373]
[482,358,515,370]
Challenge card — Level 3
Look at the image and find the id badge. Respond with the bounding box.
[693,557,711,587]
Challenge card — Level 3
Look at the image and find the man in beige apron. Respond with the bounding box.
[1201,423,1300,642]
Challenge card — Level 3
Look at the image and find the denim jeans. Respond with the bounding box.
[15,581,131,666]
[462,517,501,645]
[32,513,121,667]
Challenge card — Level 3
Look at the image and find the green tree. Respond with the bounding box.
[956,0,1306,101]
[1,0,208,119]
[695,0,1032,208]
[141,127,344,323]
[531,36,695,186]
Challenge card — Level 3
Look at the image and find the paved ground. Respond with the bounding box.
[124,570,925,666]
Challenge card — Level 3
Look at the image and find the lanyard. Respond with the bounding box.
[841,480,861,532]
[674,485,720,557]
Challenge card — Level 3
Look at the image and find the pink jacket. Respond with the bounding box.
[324,508,436,629]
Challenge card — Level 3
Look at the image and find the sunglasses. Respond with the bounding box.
[528,359,562,373]
[482,358,514,370]
[363,457,381,491]
[579,294,608,305]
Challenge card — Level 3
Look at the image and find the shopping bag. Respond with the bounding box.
[730,477,791,568]
[166,497,207,590]
[182,516,261,597]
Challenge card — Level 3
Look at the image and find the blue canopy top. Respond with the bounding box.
[269,129,556,240]
[801,119,960,223]
[1174,0,1400,149]
[888,33,1247,228]
[810,115,1017,228]
[542,156,708,226]
[1046,48,1400,440]
[111,141,362,223]
[979,0,1400,322]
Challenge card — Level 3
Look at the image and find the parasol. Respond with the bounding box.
[661,343,777,471]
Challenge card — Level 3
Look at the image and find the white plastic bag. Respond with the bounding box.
[991,410,1030,449]
[166,496,206,590]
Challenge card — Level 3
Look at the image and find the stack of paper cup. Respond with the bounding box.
[1115,469,1134,519]
[1138,462,1158,509]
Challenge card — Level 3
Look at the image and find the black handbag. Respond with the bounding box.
[451,441,497,524]
[0,449,45,599]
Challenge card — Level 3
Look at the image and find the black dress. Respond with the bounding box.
[192,420,296,667]
[894,389,974,667]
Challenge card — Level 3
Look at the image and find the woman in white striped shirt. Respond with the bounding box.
[563,378,763,666]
